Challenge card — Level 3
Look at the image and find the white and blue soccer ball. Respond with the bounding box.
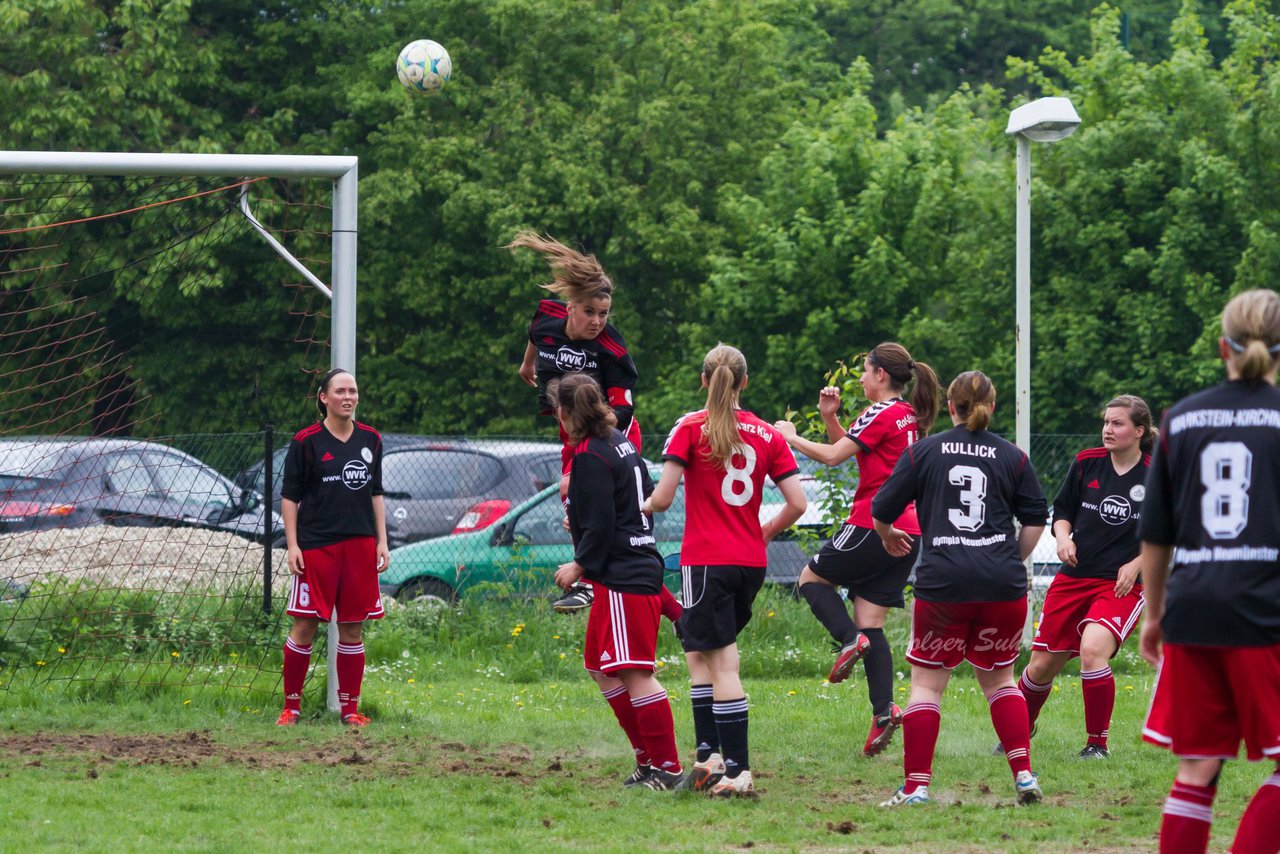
[396,39,452,94]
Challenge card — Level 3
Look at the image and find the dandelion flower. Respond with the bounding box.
[788,690,797,696]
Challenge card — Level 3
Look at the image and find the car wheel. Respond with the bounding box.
[397,577,456,606]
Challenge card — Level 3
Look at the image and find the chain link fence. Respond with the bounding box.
[1,430,1101,695]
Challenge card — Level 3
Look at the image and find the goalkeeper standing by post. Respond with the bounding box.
[276,368,390,727]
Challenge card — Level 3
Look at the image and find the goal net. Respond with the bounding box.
[0,152,356,704]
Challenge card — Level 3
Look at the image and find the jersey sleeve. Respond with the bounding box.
[1051,458,1083,525]
[871,445,918,524]
[1013,453,1049,526]
[569,451,616,574]
[528,299,567,343]
[660,415,696,467]
[845,402,894,453]
[767,431,800,482]
[1137,424,1177,545]
[597,325,638,429]
[280,438,306,503]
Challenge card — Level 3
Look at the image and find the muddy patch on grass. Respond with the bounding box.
[0,731,564,783]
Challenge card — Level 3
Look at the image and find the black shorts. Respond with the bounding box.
[806,524,918,609]
[678,565,766,653]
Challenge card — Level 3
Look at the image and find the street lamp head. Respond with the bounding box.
[1006,97,1081,142]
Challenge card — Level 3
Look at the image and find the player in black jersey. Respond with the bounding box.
[1139,289,1280,854]
[872,371,1047,808]
[509,231,640,615]
[1003,395,1155,759]
[549,374,684,790]
[276,369,390,727]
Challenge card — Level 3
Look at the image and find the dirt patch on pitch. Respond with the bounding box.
[0,730,559,782]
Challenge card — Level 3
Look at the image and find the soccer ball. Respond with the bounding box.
[396,39,452,94]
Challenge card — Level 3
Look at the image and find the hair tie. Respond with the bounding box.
[1226,336,1280,355]
[908,360,916,371]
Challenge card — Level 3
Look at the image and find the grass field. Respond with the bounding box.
[0,588,1266,852]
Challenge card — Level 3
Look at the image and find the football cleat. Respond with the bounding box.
[675,752,726,792]
[622,763,653,787]
[828,633,872,684]
[639,768,684,791]
[341,712,372,727]
[553,582,594,614]
[1015,770,1042,804]
[1078,744,1110,759]
[864,704,904,757]
[709,769,755,798]
[275,709,301,726]
[879,785,930,807]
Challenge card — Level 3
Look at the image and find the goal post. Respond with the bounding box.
[0,150,358,712]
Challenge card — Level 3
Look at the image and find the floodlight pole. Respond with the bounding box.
[1015,136,1032,454]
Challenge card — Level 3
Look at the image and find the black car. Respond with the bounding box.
[0,437,279,543]
[235,436,564,549]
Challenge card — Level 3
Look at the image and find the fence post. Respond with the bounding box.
[263,424,274,614]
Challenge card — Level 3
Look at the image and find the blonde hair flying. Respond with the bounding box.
[506,231,614,304]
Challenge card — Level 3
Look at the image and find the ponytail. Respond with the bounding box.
[701,345,748,467]
[1221,289,1280,383]
[868,342,941,435]
[553,374,616,443]
[947,371,996,432]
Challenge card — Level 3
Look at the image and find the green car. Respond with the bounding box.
[380,474,830,603]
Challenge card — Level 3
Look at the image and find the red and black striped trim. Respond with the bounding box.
[1075,447,1109,461]
[293,423,323,442]
[596,329,628,359]
[355,422,382,440]
[537,299,568,318]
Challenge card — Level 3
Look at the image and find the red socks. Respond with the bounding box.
[281,638,311,712]
[335,641,365,719]
[1160,780,1216,853]
[631,690,682,774]
[1231,770,1280,854]
[902,702,941,794]
[988,686,1033,778]
[1017,670,1053,730]
[1080,665,1114,749]
[659,586,683,623]
[602,685,649,766]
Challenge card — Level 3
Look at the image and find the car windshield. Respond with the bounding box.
[0,442,70,479]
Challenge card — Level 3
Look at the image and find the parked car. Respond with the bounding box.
[380,473,832,603]
[237,436,565,549]
[0,437,279,544]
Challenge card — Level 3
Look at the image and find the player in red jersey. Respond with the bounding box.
[773,342,941,756]
[644,345,807,796]
[550,373,685,790]
[1139,289,1280,854]
[1003,395,1154,759]
[508,231,652,616]
[873,371,1048,807]
[276,369,390,727]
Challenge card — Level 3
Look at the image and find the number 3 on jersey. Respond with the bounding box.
[1200,441,1252,539]
[721,446,758,507]
[947,465,987,532]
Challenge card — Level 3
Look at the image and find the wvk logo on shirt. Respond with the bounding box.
[342,460,370,490]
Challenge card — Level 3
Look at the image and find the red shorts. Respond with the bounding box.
[907,597,1027,671]
[1032,574,1144,656]
[561,418,642,474]
[1143,643,1280,761]
[583,582,661,674]
[286,536,384,623]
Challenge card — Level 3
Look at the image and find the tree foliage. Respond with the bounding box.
[2,0,1278,449]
